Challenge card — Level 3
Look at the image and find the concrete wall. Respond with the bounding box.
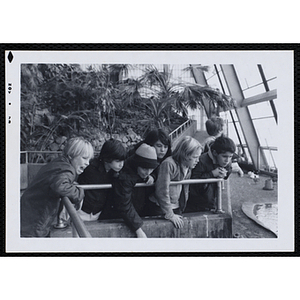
[83,212,232,238]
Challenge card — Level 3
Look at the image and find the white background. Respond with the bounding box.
[1,1,299,300]
[6,50,294,253]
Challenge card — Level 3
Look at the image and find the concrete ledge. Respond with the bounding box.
[84,212,232,238]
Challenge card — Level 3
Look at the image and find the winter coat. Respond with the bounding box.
[21,155,84,237]
[149,156,191,219]
[112,156,151,232]
[77,159,118,218]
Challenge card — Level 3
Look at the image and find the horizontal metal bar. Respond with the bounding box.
[242,76,277,92]
[78,178,224,190]
[260,146,277,151]
[236,144,277,151]
[20,151,62,154]
[61,196,92,238]
[240,89,277,107]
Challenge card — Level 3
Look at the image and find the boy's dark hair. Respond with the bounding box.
[211,136,236,154]
[205,117,224,136]
[99,139,127,163]
[143,128,172,158]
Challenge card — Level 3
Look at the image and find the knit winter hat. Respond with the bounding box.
[134,143,159,169]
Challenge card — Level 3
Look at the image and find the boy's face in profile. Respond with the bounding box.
[107,159,124,173]
[213,151,233,168]
[70,155,90,175]
[153,140,168,159]
[137,166,154,179]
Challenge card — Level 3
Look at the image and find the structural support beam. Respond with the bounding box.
[240,89,277,107]
[258,64,278,124]
[221,65,268,170]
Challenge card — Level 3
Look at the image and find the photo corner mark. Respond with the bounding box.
[8,51,14,63]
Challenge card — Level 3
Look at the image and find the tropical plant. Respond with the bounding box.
[20,63,233,152]
[21,64,120,151]
[120,65,233,132]
[176,83,233,117]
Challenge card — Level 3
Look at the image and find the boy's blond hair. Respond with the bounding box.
[63,137,94,160]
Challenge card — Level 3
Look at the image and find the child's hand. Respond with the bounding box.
[74,199,82,211]
[135,228,147,238]
[145,175,155,185]
[169,214,184,228]
[238,167,244,177]
[212,167,227,178]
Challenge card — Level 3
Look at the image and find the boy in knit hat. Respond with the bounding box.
[112,143,159,238]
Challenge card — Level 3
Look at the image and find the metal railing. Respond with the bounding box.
[21,151,61,164]
[169,119,194,142]
[62,178,224,238]
[21,150,102,164]
[62,196,92,238]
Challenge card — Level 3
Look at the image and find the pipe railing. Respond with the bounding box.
[61,196,92,238]
[169,119,194,142]
[62,178,224,238]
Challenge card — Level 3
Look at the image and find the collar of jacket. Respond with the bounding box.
[208,148,218,165]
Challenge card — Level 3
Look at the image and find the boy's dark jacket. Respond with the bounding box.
[21,156,84,237]
[112,155,152,232]
[188,150,232,210]
[77,158,118,218]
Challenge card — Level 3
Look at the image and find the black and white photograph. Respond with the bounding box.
[5,49,294,253]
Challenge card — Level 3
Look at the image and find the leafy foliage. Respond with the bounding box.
[21,63,233,152]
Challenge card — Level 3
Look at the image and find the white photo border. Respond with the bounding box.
[5,47,295,253]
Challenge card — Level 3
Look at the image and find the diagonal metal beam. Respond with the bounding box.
[220,64,268,170]
[257,64,278,124]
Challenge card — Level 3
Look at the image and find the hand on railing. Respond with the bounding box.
[145,175,155,185]
[212,167,228,178]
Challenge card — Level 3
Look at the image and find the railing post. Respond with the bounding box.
[71,224,79,238]
[216,180,225,213]
[62,197,92,238]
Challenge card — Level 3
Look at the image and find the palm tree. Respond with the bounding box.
[176,83,233,117]
[138,65,179,128]
[118,78,143,108]
[108,64,132,85]
[182,64,234,117]
[127,65,233,131]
